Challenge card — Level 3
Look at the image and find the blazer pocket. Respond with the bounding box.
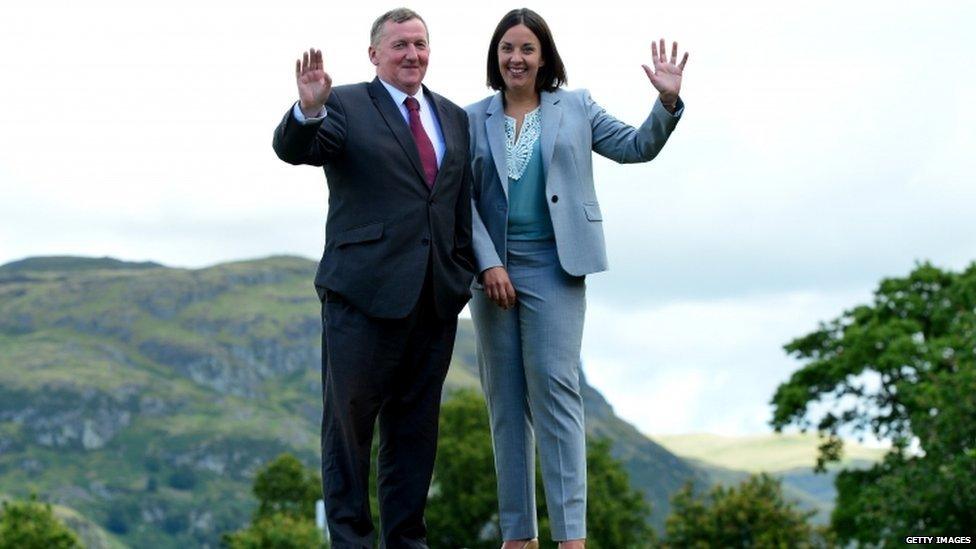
[582,201,603,222]
[335,222,384,247]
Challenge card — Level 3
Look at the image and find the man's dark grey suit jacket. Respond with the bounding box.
[273,77,475,319]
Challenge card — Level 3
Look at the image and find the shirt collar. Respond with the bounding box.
[378,78,426,109]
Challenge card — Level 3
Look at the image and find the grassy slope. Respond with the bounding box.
[652,432,886,473]
[652,433,887,524]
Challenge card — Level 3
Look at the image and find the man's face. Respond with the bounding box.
[369,18,429,95]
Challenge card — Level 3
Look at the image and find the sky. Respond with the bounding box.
[2,0,974,439]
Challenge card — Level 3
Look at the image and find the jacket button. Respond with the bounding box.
[421,237,430,246]
[551,195,559,203]
[428,198,434,205]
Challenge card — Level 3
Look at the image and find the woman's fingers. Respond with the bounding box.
[482,267,517,309]
[487,283,503,308]
[485,281,516,309]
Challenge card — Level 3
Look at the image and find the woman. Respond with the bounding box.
[466,8,689,549]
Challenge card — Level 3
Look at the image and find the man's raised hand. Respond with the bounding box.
[296,48,333,117]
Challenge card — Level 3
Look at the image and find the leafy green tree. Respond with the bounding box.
[251,453,321,520]
[0,496,82,549]
[104,499,134,535]
[771,262,976,544]
[579,438,654,548]
[223,513,325,549]
[167,467,197,490]
[426,388,501,548]
[222,453,326,548]
[427,389,656,548]
[664,474,827,548]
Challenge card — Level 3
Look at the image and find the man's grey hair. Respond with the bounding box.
[370,8,428,47]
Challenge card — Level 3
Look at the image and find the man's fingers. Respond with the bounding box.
[295,59,301,79]
[679,51,689,70]
[659,38,666,63]
[671,41,678,65]
[651,41,658,63]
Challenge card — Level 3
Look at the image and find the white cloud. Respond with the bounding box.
[581,289,871,435]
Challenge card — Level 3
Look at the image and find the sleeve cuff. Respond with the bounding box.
[654,96,685,119]
[293,101,327,124]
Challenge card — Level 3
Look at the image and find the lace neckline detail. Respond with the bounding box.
[504,107,542,181]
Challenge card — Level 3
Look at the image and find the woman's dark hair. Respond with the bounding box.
[486,8,567,92]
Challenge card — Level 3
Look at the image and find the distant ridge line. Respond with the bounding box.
[0,255,165,273]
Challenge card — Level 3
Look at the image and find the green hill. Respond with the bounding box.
[653,433,886,473]
[0,255,705,547]
[652,433,886,524]
[0,492,126,549]
[0,255,163,276]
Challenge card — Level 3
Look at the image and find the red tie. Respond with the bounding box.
[404,96,438,188]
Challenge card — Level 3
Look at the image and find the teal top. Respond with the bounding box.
[508,139,556,240]
[507,132,554,241]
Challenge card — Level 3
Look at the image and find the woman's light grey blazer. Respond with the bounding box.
[467,88,683,276]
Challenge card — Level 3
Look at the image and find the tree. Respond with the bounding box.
[223,513,325,549]
[222,453,326,548]
[663,474,827,548]
[167,467,197,490]
[771,262,976,544]
[427,389,656,548]
[426,388,504,548]
[0,496,82,549]
[580,438,654,548]
[104,499,134,535]
[251,453,321,521]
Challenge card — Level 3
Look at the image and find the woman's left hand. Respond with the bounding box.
[642,39,689,109]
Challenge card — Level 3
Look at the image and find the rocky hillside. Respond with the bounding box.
[0,256,706,548]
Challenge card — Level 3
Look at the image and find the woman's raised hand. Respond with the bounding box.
[642,39,688,108]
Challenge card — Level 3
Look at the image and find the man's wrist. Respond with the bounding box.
[300,101,325,118]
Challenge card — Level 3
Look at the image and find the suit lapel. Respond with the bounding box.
[539,90,562,180]
[484,93,509,199]
[426,87,455,198]
[367,78,429,191]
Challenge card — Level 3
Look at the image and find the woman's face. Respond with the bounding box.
[497,24,544,94]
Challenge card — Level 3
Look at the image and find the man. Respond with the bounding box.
[272,8,475,548]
